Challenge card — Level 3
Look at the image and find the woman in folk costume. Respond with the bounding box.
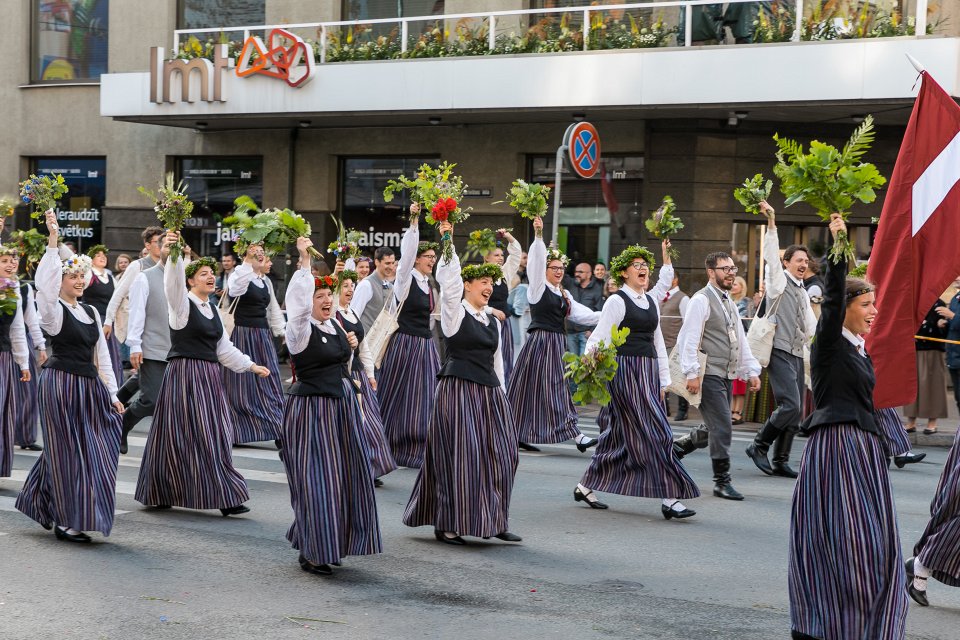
[377,208,441,468]
[223,243,285,445]
[135,232,270,516]
[81,244,124,385]
[13,274,46,451]
[14,211,123,543]
[0,243,31,477]
[788,216,907,640]
[573,244,699,518]
[282,238,381,576]
[333,264,396,486]
[404,221,521,545]
[506,216,601,451]
[481,229,522,388]
[874,407,925,469]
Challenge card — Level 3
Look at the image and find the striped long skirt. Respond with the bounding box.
[499,317,515,388]
[377,332,440,468]
[788,424,907,640]
[353,369,397,478]
[403,377,518,538]
[282,380,382,566]
[12,335,40,447]
[875,407,911,458]
[0,352,16,476]
[224,326,283,444]
[507,330,579,444]
[580,356,699,500]
[913,428,960,587]
[15,369,122,535]
[106,332,124,389]
[135,358,250,510]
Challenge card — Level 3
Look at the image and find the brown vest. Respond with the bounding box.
[659,289,687,349]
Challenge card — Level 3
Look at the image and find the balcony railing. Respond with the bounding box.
[172,0,941,64]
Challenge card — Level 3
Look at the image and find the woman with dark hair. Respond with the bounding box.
[223,243,285,445]
[355,256,373,281]
[0,243,30,476]
[334,264,396,486]
[788,215,907,640]
[483,230,522,388]
[15,211,123,543]
[282,237,381,576]
[573,244,699,518]
[135,233,270,516]
[82,244,124,385]
[404,221,520,545]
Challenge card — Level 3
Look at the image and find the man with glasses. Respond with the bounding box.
[674,252,761,500]
[564,262,604,356]
[353,246,398,333]
[745,203,817,479]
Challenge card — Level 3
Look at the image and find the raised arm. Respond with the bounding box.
[392,218,420,306]
[285,238,317,355]
[162,234,190,331]
[817,215,849,346]
[526,223,547,304]
[649,260,675,302]
[501,232,522,288]
[436,229,465,339]
[36,211,65,336]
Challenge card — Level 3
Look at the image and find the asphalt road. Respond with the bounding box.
[1,419,958,640]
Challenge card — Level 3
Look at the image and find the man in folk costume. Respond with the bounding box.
[673,251,761,500]
[102,226,164,340]
[659,272,690,421]
[352,246,398,334]
[745,203,817,479]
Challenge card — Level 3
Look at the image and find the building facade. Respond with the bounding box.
[3,0,959,292]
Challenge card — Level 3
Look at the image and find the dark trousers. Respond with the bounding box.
[950,367,960,414]
[763,348,805,438]
[124,359,168,428]
[697,374,734,460]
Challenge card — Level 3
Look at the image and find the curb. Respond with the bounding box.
[665,420,957,449]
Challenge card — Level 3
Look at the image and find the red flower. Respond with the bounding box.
[443,197,457,213]
[433,209,449,222]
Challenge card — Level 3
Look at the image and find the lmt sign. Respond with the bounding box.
[149,45,231,103]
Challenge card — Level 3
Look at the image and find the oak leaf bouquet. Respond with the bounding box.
[225,195,323,259]
[733,173,774,215]
[772,114,886,264]
[503,179,551,220]
[383,161,472,261]
[563,326,631,406]
[644,195,683,259]
[138,173,193,261]
[19,174,68,219]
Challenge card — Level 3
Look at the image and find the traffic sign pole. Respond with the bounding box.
[550,121,601,247]
[550,141,567,247]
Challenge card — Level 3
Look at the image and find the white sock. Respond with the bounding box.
[443,531,459,539]
[662,499,676,508]
[66,528,82,535]
[575,434,589,445]
[915,558,932,579]
[662,499,686,512]
[577,483,595,501]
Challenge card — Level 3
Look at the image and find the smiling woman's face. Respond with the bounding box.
[313,287,334,321]
[844,291,877,336]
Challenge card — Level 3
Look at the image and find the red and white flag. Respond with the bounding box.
[867,72,960,408]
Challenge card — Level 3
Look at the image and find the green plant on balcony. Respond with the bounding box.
[753,1,795,43]
[588,11,677,49]
[799,0,941,41]
[175,34,243,62]
[325,25,401,62]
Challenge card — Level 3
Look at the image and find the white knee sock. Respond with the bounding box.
[915,558,931,579]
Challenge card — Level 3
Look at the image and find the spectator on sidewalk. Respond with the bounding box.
[904,300,950,435]
[939,276,960,417]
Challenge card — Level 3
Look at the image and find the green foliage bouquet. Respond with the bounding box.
[773,115,887,263]
[644,195,683,259]
[0,277,18,316]
[225,196,323,259]
[503,179,551,220]
[463,228,511,261]
[733,174,774,215]
[0,197,16,219]
[563,325,630,406]
[19,174,68,218]
[138,173,193,261]
[9,228,50,275]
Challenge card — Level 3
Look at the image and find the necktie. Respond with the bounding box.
[663,292,671,303]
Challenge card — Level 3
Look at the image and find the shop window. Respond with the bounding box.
[32,0,109,83]
[528,154,644,269]
[342,0,445,21]
[177,0,265,29]
[175,157,263,257]
[340,157,440,251]
[26,158,106,253]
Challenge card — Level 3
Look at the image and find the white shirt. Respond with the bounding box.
[392,223,432,307]
[163,257,254,373]
[125,269,154,355]
[500,238,523,289]
[226,262,286,336]
[842,327,867,357]
[104,256,146,326]
[21,284,46,350]
[763,227,817,340]
[525,236,602,328]
[3,286,29,370]
[35,248,118,398]
[675,283,762,381]
[661,285,690,318]
[436,252,505,390]
[586,283,670,388]
[336,304,374,378]
[285,268,352,361]
[351,271,394,317]
[88,268,110,287]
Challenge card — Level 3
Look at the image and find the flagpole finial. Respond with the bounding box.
[905,53,926,74]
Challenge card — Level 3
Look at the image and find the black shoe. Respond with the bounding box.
[220,505,250,517]
[374,478,384,488]
[298,554,333,576]
[119,437,128,455]
[518,442,541,452]
[712,458,745,501]
[745,442,774,476]
[894,452,926,468]
[771,461,799,478]
[575,437,598,453]
[674,410,688,422]
[274,439,283,450]
[905,557,929,606]
[661,503,696,520]
[573,487,608,509]
[54,527,91,543]
[494,531,522,542]
[770,431,798,478]
[791,631,821,640]
[433,529,466,545]
[151,505,172,510]
[672,425,710,460]
[20,443,43,451]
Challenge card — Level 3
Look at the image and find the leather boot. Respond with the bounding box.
[675,396,689,422]
[119,411,139,455]
[771,431,799,478]
[745,422,779,476]
[712,458,744,500]
[672,424,710,459]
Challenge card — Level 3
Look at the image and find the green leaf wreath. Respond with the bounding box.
[563,325,631,406]
[733,174,774,215]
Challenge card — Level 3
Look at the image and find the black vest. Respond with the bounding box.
[288,323,352,398]
[615,290,658,358]
[488,280,511,315]
[528,287,569,334]
[336,309,365,375]
[19,282,29,314]
[232,279,270,329]
[44,302,99,378]
[439,309,501,387]
[167,299,222,363]
[81,273,115,317]
[397,279,433,339]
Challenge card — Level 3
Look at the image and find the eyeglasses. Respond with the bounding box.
[631,262,649,272]
[546,266,565,272]
[712,265,738,274]
[421,254,437,261]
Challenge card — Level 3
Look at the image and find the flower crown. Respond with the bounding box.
[545,246,570,268]
[417,241,439,257]
[62,254,93,276]
[0,244,19,258]
[336,269,358,291]
[461,263,503,282]
[185,256,217,279]
[609,245,656,286]
[314,274,337,290]
[86,244,109,258]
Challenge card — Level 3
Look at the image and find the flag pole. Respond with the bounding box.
[905,53,925,74]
